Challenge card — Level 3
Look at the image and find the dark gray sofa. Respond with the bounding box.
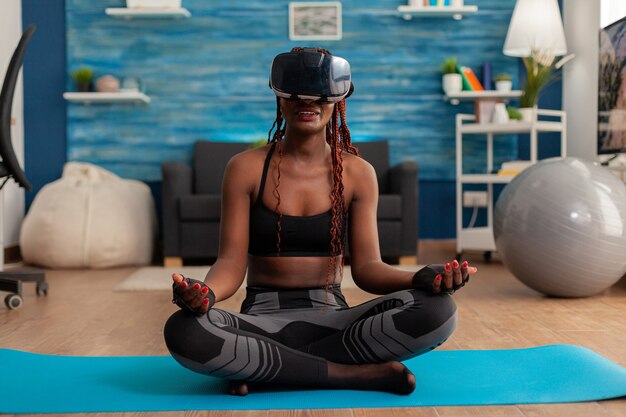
[161,140,418,264]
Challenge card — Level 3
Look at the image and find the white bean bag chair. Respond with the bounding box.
[20,162,157,268]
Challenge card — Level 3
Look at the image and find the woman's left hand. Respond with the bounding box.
[433,260,477,295]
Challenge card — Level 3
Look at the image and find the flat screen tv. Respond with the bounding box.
[598,15,626,155]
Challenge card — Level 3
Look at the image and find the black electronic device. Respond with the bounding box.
[598,15,626,157]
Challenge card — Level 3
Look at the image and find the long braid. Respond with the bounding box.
[274,141,284,255]
[268,47,359,303]
[268,97,285,255]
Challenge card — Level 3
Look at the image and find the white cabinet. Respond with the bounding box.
[455,109,567,260]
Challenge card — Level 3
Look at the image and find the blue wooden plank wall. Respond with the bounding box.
[66,0,518,182]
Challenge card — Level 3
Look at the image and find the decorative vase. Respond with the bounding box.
[492,103,510,124]
[495,80,512,92]
[442,73,462,95]
[95,75,121,93]
[518,106,536,123]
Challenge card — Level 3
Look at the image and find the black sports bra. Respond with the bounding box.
[248,143,346,257]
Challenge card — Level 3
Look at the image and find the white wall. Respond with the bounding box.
[0,0,25,250]
[562,0,601,161]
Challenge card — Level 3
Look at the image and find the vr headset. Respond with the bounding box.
[269,48,353,103]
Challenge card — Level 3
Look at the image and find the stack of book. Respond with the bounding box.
[411,0,452,6]
[457,66,484,91]
[496,161,533,176]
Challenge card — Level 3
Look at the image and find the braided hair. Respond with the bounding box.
[266,47,360,298]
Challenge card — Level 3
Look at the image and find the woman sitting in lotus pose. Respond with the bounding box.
[164,47,477,396]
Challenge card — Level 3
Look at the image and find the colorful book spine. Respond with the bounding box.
[460,66,484,91]
[482,62,492,90]
[457,65,474,91]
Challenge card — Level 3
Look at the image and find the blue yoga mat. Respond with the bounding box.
[1,345,626,413]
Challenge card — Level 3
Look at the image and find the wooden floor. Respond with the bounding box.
[2,240,626,417]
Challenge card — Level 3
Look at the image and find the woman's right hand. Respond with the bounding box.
[172,273,213,315]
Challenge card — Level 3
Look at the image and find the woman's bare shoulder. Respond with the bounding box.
[226,145,270,173]
[342,151,376,180]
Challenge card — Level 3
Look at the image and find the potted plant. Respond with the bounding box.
[440,57,461,95]
[519,49,573,122]
[493,73,513,92]
[72,67,94,93]
[507,106,523,121]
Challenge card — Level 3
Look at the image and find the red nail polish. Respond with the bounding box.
[462,261,468,268]
[202,287,208,294]
[194,283,201,290]
[436,274,442,280]
[445,263,451,271]
[203,298,209,304]
[181,281,188,288]
[452,260,459,268]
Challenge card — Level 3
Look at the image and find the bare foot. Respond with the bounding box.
[328,361,416,394]
[228,380,249,396]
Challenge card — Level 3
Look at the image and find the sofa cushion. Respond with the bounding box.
[179,195,221,220]
[354,141,390,194]
[377,195,402,220]
[194,142,250,194]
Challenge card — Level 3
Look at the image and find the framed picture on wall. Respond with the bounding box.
[289,2,342,41]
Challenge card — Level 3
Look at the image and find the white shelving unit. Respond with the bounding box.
[105,7,191,19]
[455,109,567,260]
[63,92,151,104]
[445,90,523,105]
[397,5,478,20]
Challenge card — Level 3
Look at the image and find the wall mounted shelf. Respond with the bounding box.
[445,90,522,105]
[63,92,151,105]
[397,5,478,20]
[105,7,191,19]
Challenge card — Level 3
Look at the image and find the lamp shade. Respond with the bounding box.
[503,0,567,57]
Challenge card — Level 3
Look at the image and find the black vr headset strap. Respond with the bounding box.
[346,83,354,99]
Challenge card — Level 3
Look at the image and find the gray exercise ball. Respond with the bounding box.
[494,157,626,297]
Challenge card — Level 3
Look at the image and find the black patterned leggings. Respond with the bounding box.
[164,285,457,386]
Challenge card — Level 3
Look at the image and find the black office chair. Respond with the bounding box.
[0,25,47,310]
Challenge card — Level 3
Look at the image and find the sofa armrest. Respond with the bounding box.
[161,162,193,257]
[389,161,419,255]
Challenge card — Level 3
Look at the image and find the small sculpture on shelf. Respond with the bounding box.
[71,67,93,92]
[95,75,121,93]
[121,76,144,93]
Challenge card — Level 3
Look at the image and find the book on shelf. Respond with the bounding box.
[459,66,484,91]
[457,65,474,91]
[496,160,533,176]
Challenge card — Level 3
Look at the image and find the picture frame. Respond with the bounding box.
[289,2,342,41]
